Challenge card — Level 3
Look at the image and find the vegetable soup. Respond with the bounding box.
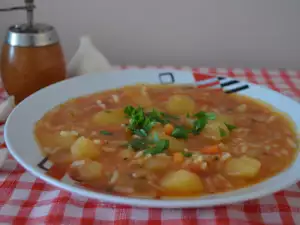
[34,84,298,198]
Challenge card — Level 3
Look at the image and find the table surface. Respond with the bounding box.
[1,66,300,225]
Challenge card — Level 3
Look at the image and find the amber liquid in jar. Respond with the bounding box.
[0,43,66,104]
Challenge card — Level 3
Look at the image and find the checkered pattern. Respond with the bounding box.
[1,66,300,225]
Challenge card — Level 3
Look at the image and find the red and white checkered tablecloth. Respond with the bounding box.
[1,66,300,225]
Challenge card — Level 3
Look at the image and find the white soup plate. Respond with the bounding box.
[4,69,300,208]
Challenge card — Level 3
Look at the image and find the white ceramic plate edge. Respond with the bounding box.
[4,68,300,208]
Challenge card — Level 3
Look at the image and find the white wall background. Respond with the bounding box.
[0,0,300,69]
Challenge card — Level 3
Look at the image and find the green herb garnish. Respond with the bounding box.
[124,106,151,135]
[124,106,180,137]
[134,129,148,137]
[124,105,135,116]
[128,138,151,151]
[192,117,208,134]
[146,109,169,125]
[182,152,193,157]
[99,130,113,136]
[205,112,217,120]
[171,127,189,139]
[143,139,169,155]
[191,111,217,135]
[224,123,237,131]
[142,118,157,132]
[193,111,206,118]
[219,127,227,137]
[194,111,216,120]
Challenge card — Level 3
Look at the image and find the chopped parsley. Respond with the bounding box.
[219,127,227,137]
[124,106,181,137]
[124,105,135,115]
[99,130,113,136]
[192,117,208,134]
[143,139,169,155]
[224,123,237,131]
[128,138,151,151]
[171,126,189,139]
[124,106,156,137]
[134,129,148,137]
[146,109,169,125]
[182,152,193,157]
[191,111,217,135]
[123,106,234,150]
[205,112,217,120]
[193,111,207,118]
[143,119,157,132]
[194,111,216,120]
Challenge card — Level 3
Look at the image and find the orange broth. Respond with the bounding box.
[34,85,298,198]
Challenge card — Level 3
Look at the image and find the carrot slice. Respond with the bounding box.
[200,145,220,154]
[173,152,184,163]
[164,123,174,136]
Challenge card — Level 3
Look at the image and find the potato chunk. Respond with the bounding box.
[70,159,103,181]
[144,157,170,171]
[93,108,127,125]
[160,170,203,194]
[166,95,195,115]
[71,136,100,160]
[37,132,77,149]
[202,120,229,141]
[225,156,261,178]
[160,134,186,152]
[118,149,134,160]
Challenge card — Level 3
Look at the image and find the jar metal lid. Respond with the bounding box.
[5,23,59,47]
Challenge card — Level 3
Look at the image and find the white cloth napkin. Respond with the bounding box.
[67,35,112,77]
[0,35,112,168]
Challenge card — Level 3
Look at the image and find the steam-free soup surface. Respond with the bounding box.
[34,85,298,198]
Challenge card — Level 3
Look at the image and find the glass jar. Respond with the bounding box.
[1,42,66,104]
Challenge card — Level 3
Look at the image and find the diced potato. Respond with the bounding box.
[202,120,229,141]
[159,134,186,152]
[123,85,152,107]
[70,160,103,181]
[118,149,134,160]
[225,156,261,178]
[160,170,203,193]
[71,136,100,160]
[202,114,234,141]
[36,132,77,149]
[144,157,170,171]
[93,108,127,125]
[166,95,195,115]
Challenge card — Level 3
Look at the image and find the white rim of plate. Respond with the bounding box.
[4,69,300,208]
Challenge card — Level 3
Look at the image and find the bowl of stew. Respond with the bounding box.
[4,69,300,208]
